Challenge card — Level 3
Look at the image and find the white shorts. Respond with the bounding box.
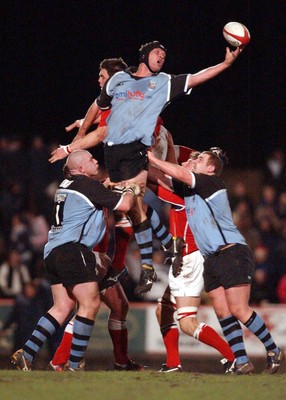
[169,250,204,297]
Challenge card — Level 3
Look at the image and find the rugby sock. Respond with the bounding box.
[133,219,153,266]
[146,206,173,249]
[243,311,278,353]
[162,326,181,367]
[160,295,180,367]
[52,319,74,365]
[23,313,60,362]
[219,315,249,364]
[108,319,129,365]
[69,315,94,368]
[113,225,133,272]
[193,323,235,361]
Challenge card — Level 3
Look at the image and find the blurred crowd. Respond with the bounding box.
[0,135,286,307]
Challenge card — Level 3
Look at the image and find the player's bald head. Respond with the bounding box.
[66,150,92,173]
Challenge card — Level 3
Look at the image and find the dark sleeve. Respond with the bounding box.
[191,174,225,199]
[95,91,112,110]
[96,77,113,110]
[169,74,190,101]
[172,179,185,199]
[72,177,122,210]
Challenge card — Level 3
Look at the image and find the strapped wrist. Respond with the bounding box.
[60,145,72,155]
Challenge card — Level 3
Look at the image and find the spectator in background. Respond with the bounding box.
[0,136,28,191]
[0,280,63,357]
[0,181,27,237]
[268,220,286,303]
[277,274,286,303]
[263,149,286,194]
[233,204,261,252]
[23,210,49,279]
[229,181,254,216]
[9,213,33,271]
[255,184,280,231]
[0,248,31,298]
[230,181,260,251]
[276,191,286,220]
[250,245,272,305]
[28,136,62,223]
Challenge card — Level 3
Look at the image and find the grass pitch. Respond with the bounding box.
[1,370,285,400]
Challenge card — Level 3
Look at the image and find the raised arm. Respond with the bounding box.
[187,46,243,89]
[70,101,101,142]
[49,126,107,163]
[164,130,178,164]
[148,151,193,186]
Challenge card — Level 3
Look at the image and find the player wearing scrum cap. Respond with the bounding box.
[50,52,187,297]
[94,40,243,295]
[148,147,284,375]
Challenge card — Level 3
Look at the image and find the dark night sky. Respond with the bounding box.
[2,1,286,168]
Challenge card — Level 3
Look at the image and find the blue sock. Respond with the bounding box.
[23,313,60,362]
[244,311,278,353]
[69,315,94,368]
[133,219,153,266]
[219,315,249,364]
[146,206,173,249]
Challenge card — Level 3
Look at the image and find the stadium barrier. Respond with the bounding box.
[1,301,286,356]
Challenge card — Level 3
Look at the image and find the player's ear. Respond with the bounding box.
[208,163,215,174]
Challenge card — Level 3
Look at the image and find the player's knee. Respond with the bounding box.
[177,306,198,334]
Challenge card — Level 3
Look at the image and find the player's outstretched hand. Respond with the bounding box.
[49,147,67,163]
[65,119,84,132]
[225,46,243,66]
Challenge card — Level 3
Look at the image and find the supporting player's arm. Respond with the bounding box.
[65,101,101,142]
[49,126,107,163]
[148,151,193,186]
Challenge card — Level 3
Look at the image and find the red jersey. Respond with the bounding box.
[98,109,111,127]
[157,186,198,256]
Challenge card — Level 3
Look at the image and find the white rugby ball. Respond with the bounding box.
[223,22,251,47]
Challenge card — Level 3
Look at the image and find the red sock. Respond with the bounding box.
[163,328,181,367]
[52,331,73,365]
[113,226,133,272]
[196,323,235,361]
[108,319,129,365]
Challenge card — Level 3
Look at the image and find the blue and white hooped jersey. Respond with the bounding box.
[44,175,122,258]
[96,71,191,146]
[184,173,246,257]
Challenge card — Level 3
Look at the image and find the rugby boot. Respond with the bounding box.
[159,363,182,373]
[64,359,86,372]
[47,360,65,372]
[220,358,236,374]
[235,361,255,375]
[134,264,157,295]
[114,360,146,371]
[10,349,32,371]
[165,236,185,277]
[263,348,285,374]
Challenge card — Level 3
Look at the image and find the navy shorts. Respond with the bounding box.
[104,140,148,182]
[44,242,99,288]
[203,244,254,292]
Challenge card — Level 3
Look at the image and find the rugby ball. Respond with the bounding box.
[223,22,251,47]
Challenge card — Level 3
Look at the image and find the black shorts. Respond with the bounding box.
[44,242,99,288]
[104,140,148,182]
[203,244,254,292]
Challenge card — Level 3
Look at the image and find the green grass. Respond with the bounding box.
[1,370,285,400]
